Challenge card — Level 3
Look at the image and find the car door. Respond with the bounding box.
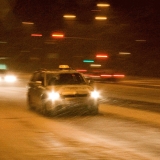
[33,72,46,107]
[28,72,41,106]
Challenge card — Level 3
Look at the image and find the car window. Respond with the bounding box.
[47,73,86,85]
[30,72,45,86]
[47,73,58,85]
[30,72,39,82]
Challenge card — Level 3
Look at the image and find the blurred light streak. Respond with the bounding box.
[100,74,112,77]
[31,34,42,37]
[101,74,125,78]
[0,57,9,60]
[95,16,107,20]
[135,40,146,42]
[90,64,101,67]
[83,60,94,63]
[0,41,7,44]
[63,14,76,19]
[96,54,108,58]
[113,74,125,78]
[90,75,100,78]
[22,22,34,25]
[119,52,131,55]
[97,3,110,7]
[76,69,87,72]
[52,33,64,38]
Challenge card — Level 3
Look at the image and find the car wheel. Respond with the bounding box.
[41,100,58,116]
[40,100,50,116]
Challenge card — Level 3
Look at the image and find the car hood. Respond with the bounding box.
[46,85,93,95]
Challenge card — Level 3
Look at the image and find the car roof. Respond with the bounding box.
[35,69,80,74]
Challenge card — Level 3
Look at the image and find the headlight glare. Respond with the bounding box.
[91,90,100,99]
[48,91,60,101]
[4,75,17,83]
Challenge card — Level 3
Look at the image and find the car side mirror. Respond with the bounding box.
[35,81,42,86]
[87,79,94,85]
[28,81,42,87]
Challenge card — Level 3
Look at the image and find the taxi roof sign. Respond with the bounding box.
[59,65,70,69]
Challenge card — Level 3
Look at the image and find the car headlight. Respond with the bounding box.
[90,90,100,99]
[4,75,17,83]
[48,91,60,101]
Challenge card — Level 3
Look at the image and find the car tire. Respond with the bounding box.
[41,100,58,116]
[41,100,50,116]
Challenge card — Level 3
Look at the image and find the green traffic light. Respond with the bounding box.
[83,60,94,63]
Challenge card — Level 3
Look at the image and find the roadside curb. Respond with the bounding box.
[99,104,160,126]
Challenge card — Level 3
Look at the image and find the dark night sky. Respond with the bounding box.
[0,0,158,37]
[0,0,160,76]
[12,0,159,48]
[13,0,159,31]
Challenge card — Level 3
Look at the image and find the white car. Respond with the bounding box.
[0,70,17,83]
[27,65,100,116]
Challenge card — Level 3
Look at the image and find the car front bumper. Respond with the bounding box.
[45,97,99,112]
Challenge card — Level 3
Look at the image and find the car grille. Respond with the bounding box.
[61,94,88,98]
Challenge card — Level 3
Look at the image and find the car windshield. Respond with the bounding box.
[47,73,86,85]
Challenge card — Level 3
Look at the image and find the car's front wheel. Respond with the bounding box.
[41,100,58,116]
[40,99,50,116]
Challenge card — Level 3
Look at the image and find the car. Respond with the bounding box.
[0,68,17,84]
[82,69,125,82]
[27,65,100,116]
